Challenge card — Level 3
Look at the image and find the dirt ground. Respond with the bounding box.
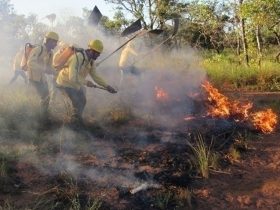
[193,131,280,210]
[192,92,280,210]
[1,91,280,210]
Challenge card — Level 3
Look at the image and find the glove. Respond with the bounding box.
[107,85,117,94]
[86,81,96,88]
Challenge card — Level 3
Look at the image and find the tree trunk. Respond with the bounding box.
[157,0,165,30]
[148,0,154,29]
[239,0,249,66]
[272,31,280,62]
[256,25,262,66]
[273,31,280,46]
[236,36,241,56]
[234,1,241,63]
[276,52,280,63]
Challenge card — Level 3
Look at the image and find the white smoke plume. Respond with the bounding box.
[0,6,206,191]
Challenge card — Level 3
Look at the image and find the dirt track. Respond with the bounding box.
[193,131,280,210]
[190,91,280,209]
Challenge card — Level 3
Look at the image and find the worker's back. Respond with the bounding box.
[13,49,24,71]
[118,42,138,69]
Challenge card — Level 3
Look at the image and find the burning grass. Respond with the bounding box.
[154,86,169,102]
[202,81,278,134]
[251,109,278,134]
[202,81,253,120]
[0,79,278,209]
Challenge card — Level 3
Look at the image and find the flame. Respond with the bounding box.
[202,81,252,121]
[154,86,169,101]
[251,109,278,134]
[201,81,278,133]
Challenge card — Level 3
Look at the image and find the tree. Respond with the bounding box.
[104,0,184,30]
[240,0,280,65]
[100,10,130,35]
[179,0,228,53]
[236,0,249,65]
[45,13,56,28]
[0,0,13,19]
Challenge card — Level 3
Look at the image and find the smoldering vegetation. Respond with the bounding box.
[0,6,249,210]
[0,31,208,209]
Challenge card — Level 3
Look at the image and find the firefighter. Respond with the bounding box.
[118,40,140,76]
[27,31,59,121]
[56,39,117,125]
[9,48,27,84]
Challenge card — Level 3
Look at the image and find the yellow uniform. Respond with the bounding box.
[9,49,27,84]
[27,45,54,82]
[56,51,109,123]
[56,39,116,124]
[118,43,138,69]
[56,52,107,89]
[13,50,23,71]
[26,45,55,119]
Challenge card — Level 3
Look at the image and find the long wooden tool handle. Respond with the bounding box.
[93,85,107,90]
[97,31,144,65]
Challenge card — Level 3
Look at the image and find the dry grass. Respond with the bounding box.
[99,104,135,125]
[188,134,214,179]
[154,191,173,210]
[228,147,241,162]
[0,156,8,178]
[0,199,14,210]
[175,187,193,209]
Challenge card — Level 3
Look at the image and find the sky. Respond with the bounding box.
[10,0,115,20]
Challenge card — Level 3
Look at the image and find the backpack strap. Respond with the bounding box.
[74,48,85,66]
[80,50,85,66]
[73,49,85,83]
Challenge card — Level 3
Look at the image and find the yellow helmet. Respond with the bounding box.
[88,40,103,53]
[45,31,59,41]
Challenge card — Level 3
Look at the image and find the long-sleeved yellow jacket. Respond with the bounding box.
[56,52,107,90]
[118,43,138,69]
[13,50,24,71]
[27,45,54,82]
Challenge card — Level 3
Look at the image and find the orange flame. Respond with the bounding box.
[154,86,169,101]
[202,81,252,121]
[201,81,278,133]
[251,109,278,134]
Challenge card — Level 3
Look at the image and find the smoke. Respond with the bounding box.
[0,7,206,191]
[14,126,152,189]
[88,43,206,128]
